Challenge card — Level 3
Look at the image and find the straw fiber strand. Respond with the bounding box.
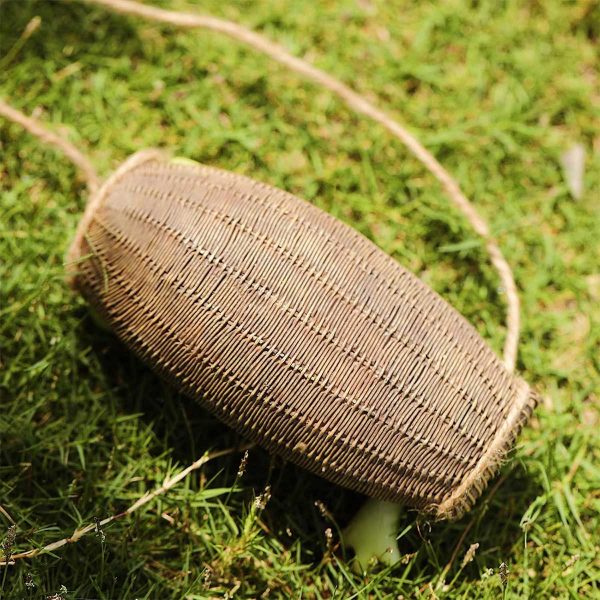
[71,153,537,519]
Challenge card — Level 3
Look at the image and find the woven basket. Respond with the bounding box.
[67,151,537,519]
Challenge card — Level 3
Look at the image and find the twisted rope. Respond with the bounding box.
[86,0,520,371]
[0,99,100,196]
[0,0,520,371]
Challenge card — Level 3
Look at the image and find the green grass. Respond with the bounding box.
[1,0,598,597]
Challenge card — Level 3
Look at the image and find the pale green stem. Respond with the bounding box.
[342,498,402,570]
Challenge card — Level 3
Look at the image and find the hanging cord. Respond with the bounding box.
[0,0,524,567]
[0,1,520,371]
[0,99,100,196]
[85,0,520,371]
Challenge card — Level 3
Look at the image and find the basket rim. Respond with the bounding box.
[432,379,538,520]
[65,149,166,286]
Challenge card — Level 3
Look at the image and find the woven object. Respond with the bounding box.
[68,151,537,519]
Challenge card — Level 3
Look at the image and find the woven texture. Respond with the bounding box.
[71,154,537,519]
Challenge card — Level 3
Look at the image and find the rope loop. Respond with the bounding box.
[0,0,520,371]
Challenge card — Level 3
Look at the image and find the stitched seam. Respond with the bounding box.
[89,215,474,475]
[98,207,490,453]
[83,247,461,491]
[121,179,513,417]
[137,165,503,384]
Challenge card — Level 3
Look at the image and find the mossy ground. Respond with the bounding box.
[1,0,598,597]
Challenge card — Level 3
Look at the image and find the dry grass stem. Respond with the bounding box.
[0,443,252,567]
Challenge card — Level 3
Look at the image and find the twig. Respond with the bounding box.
[436,518,476,589]
[0,506,15,526]
[0,16,41,71]
[0,442,253,567]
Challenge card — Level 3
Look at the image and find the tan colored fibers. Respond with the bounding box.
[69,153,538,519]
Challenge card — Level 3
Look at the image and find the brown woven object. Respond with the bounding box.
[67,151,537,520]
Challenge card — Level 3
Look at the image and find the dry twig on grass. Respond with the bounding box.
[0,443,253,567]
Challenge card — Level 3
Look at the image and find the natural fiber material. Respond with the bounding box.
[0,98,100,195]
[69,152,537,519]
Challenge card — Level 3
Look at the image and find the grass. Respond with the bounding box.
[0,0,598,597]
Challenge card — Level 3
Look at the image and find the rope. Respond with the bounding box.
[85,0,520,371]
[0,99,100,196]
[0,1,520,371]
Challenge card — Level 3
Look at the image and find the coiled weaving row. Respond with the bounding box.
[70,152,537,519]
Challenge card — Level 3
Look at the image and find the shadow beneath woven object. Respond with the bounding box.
[0,1,146,69]
[80,309,541,584]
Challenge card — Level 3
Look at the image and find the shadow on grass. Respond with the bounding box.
[0,1,146,68]
[78,311,541,583]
